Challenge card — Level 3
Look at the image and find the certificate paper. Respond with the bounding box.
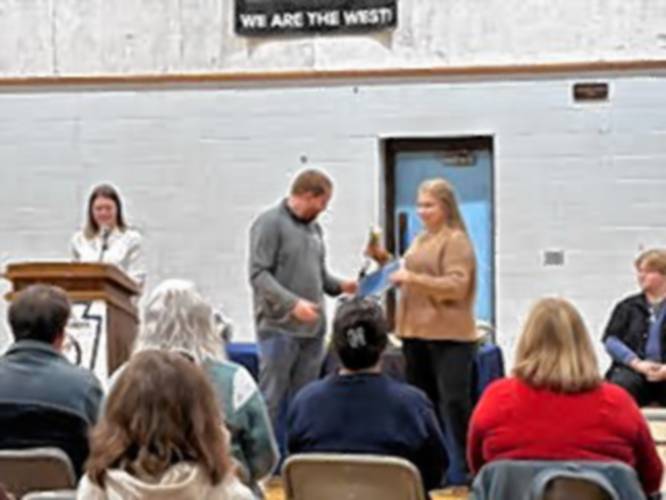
[358,259,402,297]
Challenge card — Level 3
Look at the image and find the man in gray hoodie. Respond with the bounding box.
[249,169,357,449]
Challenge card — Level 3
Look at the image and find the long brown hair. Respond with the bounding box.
[418,178,468,234]
[85,350,230,486]
[513,297,602,393]
[84,184,127,238]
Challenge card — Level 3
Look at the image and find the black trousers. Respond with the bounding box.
[402,338,477,484]
[607,365,666,407]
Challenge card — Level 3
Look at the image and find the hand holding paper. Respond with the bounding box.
[389,266,411,286]
[341,279,359,294]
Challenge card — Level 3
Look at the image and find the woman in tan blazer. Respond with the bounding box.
[390,178,477,488]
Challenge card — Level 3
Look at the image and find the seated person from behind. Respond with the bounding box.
[78,350,253,500]
[125,279,278,494]
[467,297,663,497]
[287,296,448,494]
[604,249,666,406]
[0,284,102,477]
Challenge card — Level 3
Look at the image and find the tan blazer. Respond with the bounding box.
[396,226,477,342]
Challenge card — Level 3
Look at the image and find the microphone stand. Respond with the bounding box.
[98,229,110,262]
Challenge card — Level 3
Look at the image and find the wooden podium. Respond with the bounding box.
[4,262,140,379]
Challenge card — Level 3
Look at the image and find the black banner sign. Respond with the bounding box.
[235,0,398,35]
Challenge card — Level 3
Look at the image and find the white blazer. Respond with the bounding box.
[70,227,146,288]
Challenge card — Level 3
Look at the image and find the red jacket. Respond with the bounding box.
[467,377,663,494]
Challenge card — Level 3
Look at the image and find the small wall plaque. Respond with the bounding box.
[440,150,476,167]
[573,82,609,102]
[543,250,565,267]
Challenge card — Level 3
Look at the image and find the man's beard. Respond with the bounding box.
[300,212,317,223]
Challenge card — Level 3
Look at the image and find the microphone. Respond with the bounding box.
[98,226,111,262]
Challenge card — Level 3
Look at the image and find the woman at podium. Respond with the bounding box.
[70,184,145,288]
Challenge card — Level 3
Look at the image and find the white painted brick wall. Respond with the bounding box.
[1,75,665,373]
[0,0,666,76]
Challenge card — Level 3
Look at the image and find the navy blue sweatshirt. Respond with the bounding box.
[287,372,448,491]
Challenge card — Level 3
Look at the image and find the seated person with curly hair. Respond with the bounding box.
[116,279,277,497]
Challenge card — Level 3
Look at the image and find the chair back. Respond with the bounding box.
[642,407,666,446]
[472,460,644,500]
[283,453,426,500]
[542,476,613,500]
[0,448,75,499]
[642,407,666,492]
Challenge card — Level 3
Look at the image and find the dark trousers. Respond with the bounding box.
[403,338,477,486]
[607,364,666,407]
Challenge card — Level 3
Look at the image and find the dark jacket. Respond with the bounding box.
[603,293,666,372]
[287,372,448,491]
[0,340,103,476]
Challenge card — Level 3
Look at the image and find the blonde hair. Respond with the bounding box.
[513,297,601,393]
[635,249,666,275]
[418,178,468,234]
[135,279,225,362]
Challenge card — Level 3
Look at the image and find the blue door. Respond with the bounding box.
[393,144,494,324]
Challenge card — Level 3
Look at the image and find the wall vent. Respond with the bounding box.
[543,250,565,266]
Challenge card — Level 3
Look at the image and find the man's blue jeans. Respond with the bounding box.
[257,329,325,456]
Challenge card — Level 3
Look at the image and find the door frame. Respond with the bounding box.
[381,136,496,329]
